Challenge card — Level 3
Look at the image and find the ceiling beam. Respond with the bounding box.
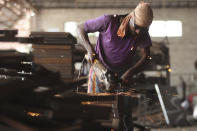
[31,0,197,9]
[0,0,35,29]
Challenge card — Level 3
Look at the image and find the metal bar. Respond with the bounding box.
[154,83,170,125]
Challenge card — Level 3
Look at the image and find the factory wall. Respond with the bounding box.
[31,8,197,87]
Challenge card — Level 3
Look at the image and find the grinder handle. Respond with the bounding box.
[85,53,97,65]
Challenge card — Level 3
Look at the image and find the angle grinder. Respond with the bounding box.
[85,54,119,92]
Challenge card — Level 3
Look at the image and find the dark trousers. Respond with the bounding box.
[116,95,133,131]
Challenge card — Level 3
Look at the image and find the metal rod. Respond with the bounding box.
[154,83,170,125]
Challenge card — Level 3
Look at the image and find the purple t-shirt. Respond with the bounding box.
[84,14,152,72]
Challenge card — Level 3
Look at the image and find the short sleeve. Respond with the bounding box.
[139,33,152,48]
[84,15,109,33]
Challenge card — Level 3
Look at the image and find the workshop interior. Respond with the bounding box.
[0,0,197,131]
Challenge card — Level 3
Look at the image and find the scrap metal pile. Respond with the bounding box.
[0,64,116,131]
[0,30,115,131]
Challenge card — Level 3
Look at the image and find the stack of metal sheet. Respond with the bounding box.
[30,32,77,81]
[30,32,77,45]
[0,52,33,81]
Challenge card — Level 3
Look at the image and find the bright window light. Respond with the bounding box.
[149,20,182,37]
[64,21,99,37]
[64,21,77,36]
[47,28,60,32]
[166,21,182,37]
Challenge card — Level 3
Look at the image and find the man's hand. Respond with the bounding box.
[85,52,97,65]
[120,73,132,86]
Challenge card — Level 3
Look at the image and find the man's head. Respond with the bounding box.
[134,1,153,27]
[129,1,153,35]
[117,1,153,38]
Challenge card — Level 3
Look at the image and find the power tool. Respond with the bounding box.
[85,54,119,92]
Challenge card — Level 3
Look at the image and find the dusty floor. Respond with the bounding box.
[149,126,197,131]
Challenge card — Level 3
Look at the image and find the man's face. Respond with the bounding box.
[129,17,148,36]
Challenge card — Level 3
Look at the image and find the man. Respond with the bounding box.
[77,1,153,131]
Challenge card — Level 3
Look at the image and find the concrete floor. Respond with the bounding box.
[151,126,197,131]
[133,126,197,131]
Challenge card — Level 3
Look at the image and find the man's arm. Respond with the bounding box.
[76,23,96,64]
[121,46,151,84]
